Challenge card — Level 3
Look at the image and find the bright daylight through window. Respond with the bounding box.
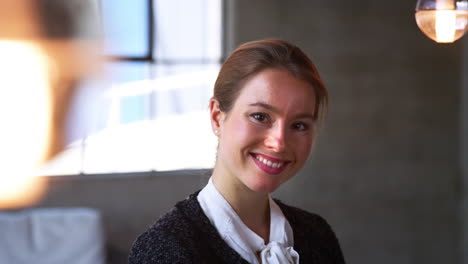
[41,0,222,175]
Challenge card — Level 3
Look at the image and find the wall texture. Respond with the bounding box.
[229,0,463,263]
[35,1,465,264]
[461,37,468,264]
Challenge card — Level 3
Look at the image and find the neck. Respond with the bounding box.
[212,168,271,243]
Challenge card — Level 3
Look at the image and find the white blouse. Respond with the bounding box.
[197,178,299,264]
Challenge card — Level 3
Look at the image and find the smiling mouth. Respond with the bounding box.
[250,153,290,174]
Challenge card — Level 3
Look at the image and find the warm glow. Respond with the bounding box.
[415,10,468,42]
[435,10,457,42]
[0,40,52,208]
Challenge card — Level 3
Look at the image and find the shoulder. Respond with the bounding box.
[275,199,346,263]
[128,194,201,264]
[275,199,332,233]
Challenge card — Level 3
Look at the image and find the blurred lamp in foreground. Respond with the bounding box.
[0,41,52,208]
[0,1,49,209]
[415,0,468,43]
[0,1,100,209]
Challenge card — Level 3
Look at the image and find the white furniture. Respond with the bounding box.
[0,207,105,264]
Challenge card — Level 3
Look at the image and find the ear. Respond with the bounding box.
[209,98,224,136]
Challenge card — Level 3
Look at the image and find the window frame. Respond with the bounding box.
[40,0,229,177]
[101,0,155,62]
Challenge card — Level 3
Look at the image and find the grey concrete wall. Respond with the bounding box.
[461,37,468,264]
[32,1,465,264]
[228,0,463,263]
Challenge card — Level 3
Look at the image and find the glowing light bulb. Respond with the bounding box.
[415,0,468,43]
[0,41,52,209]
[0,0,102,209]
[436,10,457,41]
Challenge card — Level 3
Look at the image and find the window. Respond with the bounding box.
[41,0,223,175]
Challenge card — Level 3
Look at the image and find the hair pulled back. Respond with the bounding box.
[213,39,327,120]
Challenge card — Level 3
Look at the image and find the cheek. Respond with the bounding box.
[227,118,263,145]
[294,136,315,161]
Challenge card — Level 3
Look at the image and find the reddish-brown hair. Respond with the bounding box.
[213,39,328,121]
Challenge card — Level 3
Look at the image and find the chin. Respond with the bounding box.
[245,177,284,194]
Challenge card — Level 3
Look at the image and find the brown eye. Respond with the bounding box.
[292,122,309,131]
[250,112,269,123]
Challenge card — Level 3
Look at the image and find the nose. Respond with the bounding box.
[264,124,286,153]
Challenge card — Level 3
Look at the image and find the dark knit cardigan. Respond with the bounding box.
[129,191,345,264]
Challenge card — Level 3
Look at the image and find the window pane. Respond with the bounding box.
[42,0,223,175]
[105,61,151,83]
[80,110,217,174]
[150,110,217,171]
[154,0,222,61]
[104,62,152,126]
[101,0,150,57]
[82,122,156,173]
[150,64,219,117]
[120,95,148,124]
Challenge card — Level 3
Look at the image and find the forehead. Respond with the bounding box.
[234,68,316,115]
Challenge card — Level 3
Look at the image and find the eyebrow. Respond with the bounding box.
[248,102,316,120]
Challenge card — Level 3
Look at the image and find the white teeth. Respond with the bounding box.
[255,154,284,169]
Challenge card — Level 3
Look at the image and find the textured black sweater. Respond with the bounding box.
[129,191,345,264]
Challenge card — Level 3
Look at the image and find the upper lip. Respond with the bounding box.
[250,152,291,163]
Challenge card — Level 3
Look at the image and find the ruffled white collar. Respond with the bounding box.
[197,178,299,264]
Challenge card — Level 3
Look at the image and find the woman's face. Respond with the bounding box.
[210,68,317,194]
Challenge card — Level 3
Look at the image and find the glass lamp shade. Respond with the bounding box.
[415,0,468,43]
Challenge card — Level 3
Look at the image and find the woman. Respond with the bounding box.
[129,39,345,264]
